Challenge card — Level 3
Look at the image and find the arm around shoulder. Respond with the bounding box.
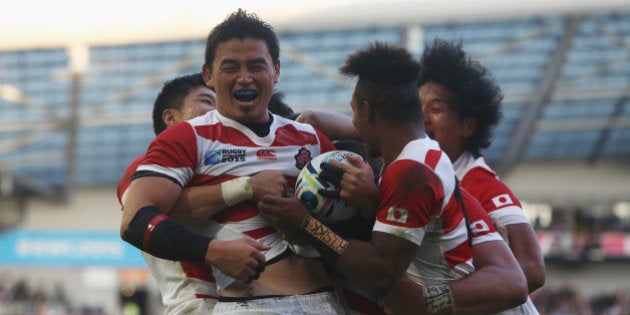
[449,240,528,314]
[169,176,251,226]
[296,110,360,141]
[382,240,528,315]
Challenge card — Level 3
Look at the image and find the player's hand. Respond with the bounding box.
[320,155,379,218]
[205,238,270,284]
[318,163,345,199]
[258,195,309,236]
[381,276,427,314]
[251,170,287,202]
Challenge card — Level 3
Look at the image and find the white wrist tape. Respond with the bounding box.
[221,177,253,207]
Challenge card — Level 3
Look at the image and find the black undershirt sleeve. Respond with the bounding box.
[122,205,211,263]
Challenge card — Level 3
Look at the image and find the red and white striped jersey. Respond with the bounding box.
[453,152,539,315]
[372,138,503,285]
[118,156,218,314]
[135,110,336,291]
[453,152,530,226]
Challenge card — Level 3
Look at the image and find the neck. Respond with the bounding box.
[379,121,425,167]
[444,146,467,164]
[244,113,273,137]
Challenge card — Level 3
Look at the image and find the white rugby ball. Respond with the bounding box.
[295,150,361,224]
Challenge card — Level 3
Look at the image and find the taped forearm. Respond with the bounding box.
[122,205,211,263]
[221,176,253,206]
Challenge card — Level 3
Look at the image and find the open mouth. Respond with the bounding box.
[233,90,258,102]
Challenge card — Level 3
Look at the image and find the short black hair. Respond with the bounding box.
[340,42,421,123]
[268,91,295,119]
[152,73,207,135]
[418,38,503,155]
[204,8,280,70]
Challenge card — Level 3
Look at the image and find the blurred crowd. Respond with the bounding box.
[0,278,104,315]
[532,285,630,315]
[1,276,629,315]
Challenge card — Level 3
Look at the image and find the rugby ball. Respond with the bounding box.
[295,150,361,224]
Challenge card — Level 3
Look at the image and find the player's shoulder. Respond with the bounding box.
[398,138,448,164]
[124,155,145,174]
[273,114,335,151]
[455,153,495,180]
[462,166,513,198]
[119,155,145,183]
[116,154,145,203]
[462,167,518,206]
[160,119,196,136]
[462,165,496,183]
[384,158,437,188]
[275,113,316,132]
[188,109,218,125]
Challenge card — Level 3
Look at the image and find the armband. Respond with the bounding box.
[122,205,211,263]
[221,176,253,207]
[299,215,349,266]
[423,284,455,315]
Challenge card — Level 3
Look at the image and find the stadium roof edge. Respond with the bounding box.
[274,0,630,31]
[1,0,629,50]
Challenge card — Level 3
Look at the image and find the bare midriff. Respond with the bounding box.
[220,255,333,297]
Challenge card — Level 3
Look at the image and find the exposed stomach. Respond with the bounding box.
[219,254,333,297]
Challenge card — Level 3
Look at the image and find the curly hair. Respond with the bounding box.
[204,8,280,70]
[418,38,503,155]
[340,42,422,122]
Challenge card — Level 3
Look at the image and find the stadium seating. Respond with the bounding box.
[1,11,629,192]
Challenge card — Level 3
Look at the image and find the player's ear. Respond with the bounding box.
[202,64,213,87]
[162,109,177,127]
[462,116,478,138]
[273,59,281,84]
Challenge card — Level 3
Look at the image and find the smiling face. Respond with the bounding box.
[420,82,478,161]
[202,37,280,124]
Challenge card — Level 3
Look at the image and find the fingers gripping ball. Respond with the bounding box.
[295,150,361,224]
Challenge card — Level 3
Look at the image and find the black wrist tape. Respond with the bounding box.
[299,216,349,266]
[122,205,211,263]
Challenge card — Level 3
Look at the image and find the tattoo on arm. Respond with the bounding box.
[423,284,456,315]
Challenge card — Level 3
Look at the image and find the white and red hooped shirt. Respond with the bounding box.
[453,152,539,315]
[133,110,335,291]
[118,110,335,313]
[373,138,503,284]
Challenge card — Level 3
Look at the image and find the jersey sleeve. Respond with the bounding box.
[116,156,143,206]
[136,122,199,187]
[315,128,337,153]
[458,187,504,245]
[461,167,530,226]
[372,160,440,246]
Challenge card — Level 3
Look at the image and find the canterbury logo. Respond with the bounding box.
[256,149,277,160]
